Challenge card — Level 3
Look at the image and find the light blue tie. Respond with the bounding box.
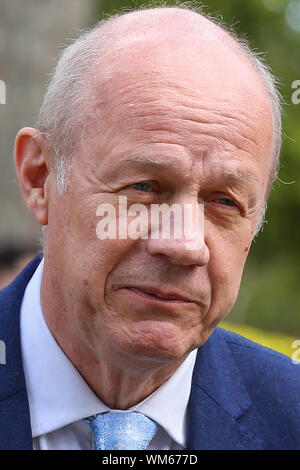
[84,411,158,450]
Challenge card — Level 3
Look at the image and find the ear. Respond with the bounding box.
[14,127,50,226]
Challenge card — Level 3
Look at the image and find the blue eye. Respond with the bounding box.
[131,182,153,192]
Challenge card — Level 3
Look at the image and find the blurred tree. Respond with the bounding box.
[93,0,300,336]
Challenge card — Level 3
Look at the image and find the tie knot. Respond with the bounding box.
[84,411,158,450]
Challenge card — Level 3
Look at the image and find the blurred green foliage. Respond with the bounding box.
[93,0,300,336]
[221,321,298,357]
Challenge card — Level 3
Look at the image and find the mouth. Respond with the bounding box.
[122,286,194,304]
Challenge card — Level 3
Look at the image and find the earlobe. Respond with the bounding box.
[14,127,50,226]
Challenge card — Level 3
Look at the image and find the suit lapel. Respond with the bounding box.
[0,254,43,450]
[187,328,264,450]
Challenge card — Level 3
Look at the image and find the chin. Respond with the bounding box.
[115,320,197,363]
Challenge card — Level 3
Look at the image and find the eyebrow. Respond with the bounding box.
[221,169,259,185]
[113,154,258,186]
[121,154,173,170]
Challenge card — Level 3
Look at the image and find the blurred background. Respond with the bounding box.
[0,0,299,354]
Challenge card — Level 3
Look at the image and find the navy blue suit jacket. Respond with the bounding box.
[0,255,299,450]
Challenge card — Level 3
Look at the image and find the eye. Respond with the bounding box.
[130,182,155,192]
[215,197,238,207]
[121,180,162,200]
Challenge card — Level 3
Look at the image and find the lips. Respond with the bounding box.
[124,286,193,303]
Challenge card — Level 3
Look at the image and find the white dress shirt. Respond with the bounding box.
[20,258,197,450]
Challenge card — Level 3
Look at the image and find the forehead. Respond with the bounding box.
[95,21,269,99]
[84,32,273,191]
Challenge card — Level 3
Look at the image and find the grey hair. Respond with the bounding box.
[36,2,282,238]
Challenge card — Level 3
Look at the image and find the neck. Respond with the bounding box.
[67,345,187,409]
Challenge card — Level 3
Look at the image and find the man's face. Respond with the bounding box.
[44,38,273,364]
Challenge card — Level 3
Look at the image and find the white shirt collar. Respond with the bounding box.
[20,258,197,447]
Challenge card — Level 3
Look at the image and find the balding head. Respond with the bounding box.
[36,4,281,231]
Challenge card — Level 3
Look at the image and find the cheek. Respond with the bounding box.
[53,190,135,274]
[208,233,250,308]
[76,239,134,293]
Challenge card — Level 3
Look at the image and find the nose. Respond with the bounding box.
[146,237,210,266]
[145,202,210,267]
